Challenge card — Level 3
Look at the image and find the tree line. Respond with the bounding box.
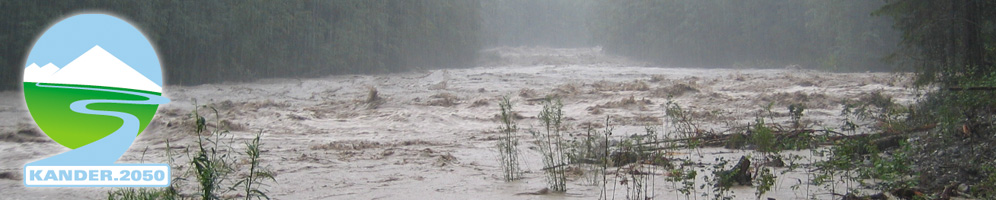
[0,0,480,90]
[1,1,990,91]
[589,0,901,71]
[878,0,996,138]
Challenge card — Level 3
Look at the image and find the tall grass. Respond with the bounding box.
[106,188,177,200]
[496,96,521,181]
[108,104,274,200]
[598,117,612,200]
[533,97,568,192]
[191,106,234,200]
[568,121,607,187]
[664,98,701,149]
[237,130,275,200]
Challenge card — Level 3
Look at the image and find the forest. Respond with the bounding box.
[2,0,909,91]
[0,0,481,89]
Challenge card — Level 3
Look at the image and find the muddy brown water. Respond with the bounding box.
[0,47,915,199]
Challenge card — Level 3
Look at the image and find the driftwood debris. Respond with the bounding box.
[715,156,752,187]
[640,129,843,150]
[639,122,937,151]
[837,188,929,200]
[515,188,551,195]
[949,87,996,91]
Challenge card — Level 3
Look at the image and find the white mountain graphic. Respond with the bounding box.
[30,45,162,93]
[23,63,60,82]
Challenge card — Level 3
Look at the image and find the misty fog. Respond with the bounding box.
[1,0,901,89]
[2,0,995,199]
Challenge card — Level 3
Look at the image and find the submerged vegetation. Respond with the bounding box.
[489,81,983,198]
[0,0,992,199]
[108,105,274,200]
[495,96,521,181]
[533,98,569,192]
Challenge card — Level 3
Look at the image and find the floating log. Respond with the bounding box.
[715,156,751,187]
[949,87,996,91]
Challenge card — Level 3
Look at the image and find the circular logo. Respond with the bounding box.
[22,14,164,150]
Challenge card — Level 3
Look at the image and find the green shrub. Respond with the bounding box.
[751,117,777,154]
[532,97,568,192]
[495,96,522,181]
[108,104,274,200]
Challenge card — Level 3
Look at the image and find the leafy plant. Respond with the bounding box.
[664,98,701,149]
[750,117,777,154]
[755,167,776,198]
[190,106,234,200]
[666,165,697,199]
[106,188,177,200]
[598,117,613,200]
[788,103,805,129]
[975,164,996,198]
[533,97,569,192]
[567,122,606,186]
[706,156,736,200]
[108,104,275,200]
[861,141,915,190]
[617,126,663,200]
[496,96,522,181]
[235,131,275,200]
[841,91,909,133]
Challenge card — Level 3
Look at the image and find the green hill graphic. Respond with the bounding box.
[23,82,159,149]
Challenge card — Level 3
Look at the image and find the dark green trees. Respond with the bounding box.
[876,0,995,87]
[875,0,995,193]
[878,0,996,135]
[589,0,899,71]
[0,1,481,90]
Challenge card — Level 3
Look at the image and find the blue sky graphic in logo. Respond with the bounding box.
[22,13,170,187]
